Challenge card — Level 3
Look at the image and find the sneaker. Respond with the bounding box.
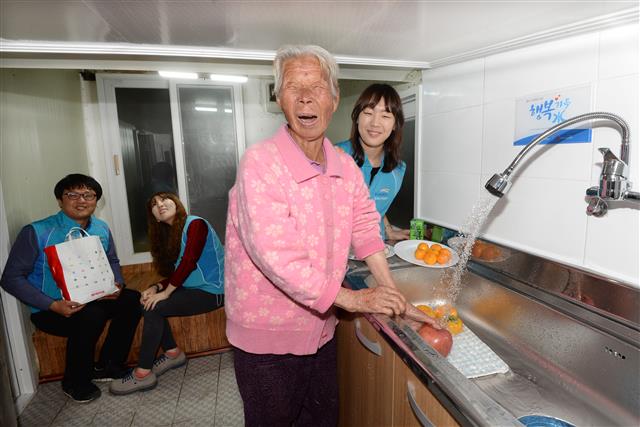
[152,351,186,377]
[109,370,157,395]
[62,383,101,403]
[92,363,128,383]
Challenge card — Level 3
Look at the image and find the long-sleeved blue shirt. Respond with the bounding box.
[0,222,125,312]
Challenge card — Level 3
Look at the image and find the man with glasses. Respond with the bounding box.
[0,174,141,403]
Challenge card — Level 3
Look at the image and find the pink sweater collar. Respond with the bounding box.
[274,125,343,183]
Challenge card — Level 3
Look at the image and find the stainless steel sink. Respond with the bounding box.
[365,265,640,426]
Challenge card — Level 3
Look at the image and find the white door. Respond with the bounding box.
[96,74,245,264]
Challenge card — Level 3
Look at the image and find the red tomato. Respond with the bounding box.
[418,324,453,357]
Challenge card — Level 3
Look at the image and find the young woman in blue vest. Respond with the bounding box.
[336,83,411,241]
[110,192,224,395]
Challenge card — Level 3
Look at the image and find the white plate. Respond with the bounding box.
[393,240,459,268]
[348,243,395,261]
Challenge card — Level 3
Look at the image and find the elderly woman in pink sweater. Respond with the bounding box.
[225,45,433,426]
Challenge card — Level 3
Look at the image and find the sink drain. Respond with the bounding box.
[518,415,575,427]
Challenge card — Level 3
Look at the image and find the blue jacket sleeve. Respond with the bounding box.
[0,226,55,311]
[105,230,125,286]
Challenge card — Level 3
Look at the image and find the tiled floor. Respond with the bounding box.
[18,351,244,427]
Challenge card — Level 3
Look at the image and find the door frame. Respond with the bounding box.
[0,178,37,415]
[397,85,421,220]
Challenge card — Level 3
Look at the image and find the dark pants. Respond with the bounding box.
[138,288,224,369]
[233,337,338,427]
[31,288,141,389]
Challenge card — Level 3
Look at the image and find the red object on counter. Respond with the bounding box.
[418,324,453,357]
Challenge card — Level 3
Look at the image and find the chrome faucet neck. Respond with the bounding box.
[484,112,638,217]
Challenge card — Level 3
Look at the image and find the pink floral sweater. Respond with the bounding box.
[225,125,384,355]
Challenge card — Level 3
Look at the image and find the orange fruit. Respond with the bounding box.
[433,305,446,319]
[417,242,429,251]
[431,244,442,253]
[437,252,450,265]
[414,248,427,260]
[417,305,435,317]
[471,242,484,258]
[440,248,451,257]
[481,245,501,260]
[424,252,437,265]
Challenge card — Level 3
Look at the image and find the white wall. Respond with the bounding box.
[419,24,639,286]
[241,77,284,147]
[0,69,90,240]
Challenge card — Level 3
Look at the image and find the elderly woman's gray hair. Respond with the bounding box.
[273,45,339,100]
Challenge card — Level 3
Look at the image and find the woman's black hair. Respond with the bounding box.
[54,174,103,201]
[349,83,404,172]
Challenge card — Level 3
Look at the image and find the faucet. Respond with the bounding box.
[485,112,639,216]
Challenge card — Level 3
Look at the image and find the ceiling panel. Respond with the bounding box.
[1,1,126,43]
[1,0,637,63]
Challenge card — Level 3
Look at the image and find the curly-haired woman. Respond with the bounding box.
[110,192,224,395]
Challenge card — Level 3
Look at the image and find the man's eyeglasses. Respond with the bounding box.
[64,192,97,201]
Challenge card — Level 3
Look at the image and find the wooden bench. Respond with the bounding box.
[32,263,230,382]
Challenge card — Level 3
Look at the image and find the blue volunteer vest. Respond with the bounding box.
[27,211,111,313]
[176,215,224,294]
[336,140,406,239]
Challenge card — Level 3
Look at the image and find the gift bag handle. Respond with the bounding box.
[65,227,90,241]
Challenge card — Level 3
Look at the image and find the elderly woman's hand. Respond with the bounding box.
[402,303,442,331]
[334,287,407,317]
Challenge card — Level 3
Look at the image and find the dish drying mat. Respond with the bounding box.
[447,328,509,378]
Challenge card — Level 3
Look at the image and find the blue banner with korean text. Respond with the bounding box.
[514,85,592,146]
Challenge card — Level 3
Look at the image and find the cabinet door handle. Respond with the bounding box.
[407,381,435,427]
[354,318,382,356]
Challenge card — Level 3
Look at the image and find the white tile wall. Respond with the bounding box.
[484,33,599,103]
[482,175,590,266]
[422,58,484,115]
[421,107,483,174]
[598,24,640,80]
[419,171,482,231]
[592,74,640,185]
[420,24,640,287]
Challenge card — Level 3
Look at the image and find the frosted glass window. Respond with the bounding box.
[176,85,238,240]
[115,88,177,253]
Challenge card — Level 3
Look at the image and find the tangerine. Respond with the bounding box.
[417,242,429,251]
[471,242,484,258]
[424,252,437,265]
[417,305,435,317]
[431,244,442,252]
[414,248,427,260]
[481,246,501,260]
[436,252,450,265]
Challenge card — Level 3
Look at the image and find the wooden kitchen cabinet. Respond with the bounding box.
[392,356,460,427]
[337,312,395,427]
[337,311,460,427]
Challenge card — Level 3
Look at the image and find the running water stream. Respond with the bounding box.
[440,193,500,302]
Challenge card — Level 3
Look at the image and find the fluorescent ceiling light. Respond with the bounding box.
[159,70,198,79]
[209,74,248,83]
[224,108,233,113]
[195,106,218,112]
